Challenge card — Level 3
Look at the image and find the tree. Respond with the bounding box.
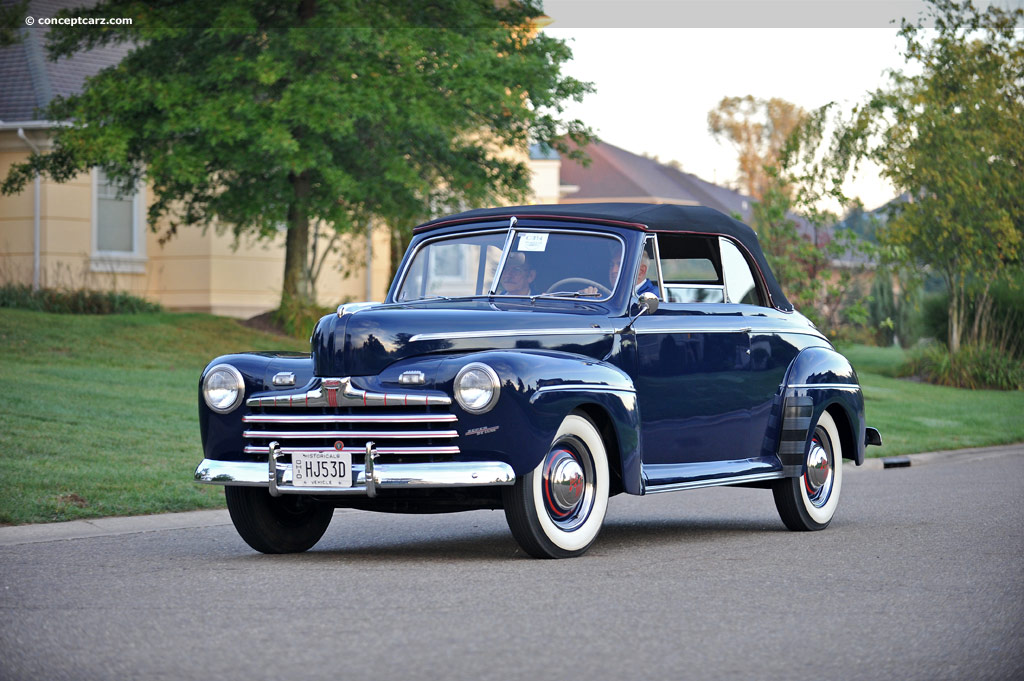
[0,1,28,47]
[1,0,593,309]
[707,95,807,199]
[832,0,1024,353]
[714,98,870,336]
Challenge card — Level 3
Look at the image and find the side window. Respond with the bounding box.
[719,237,763,306]
[655,234,725,304]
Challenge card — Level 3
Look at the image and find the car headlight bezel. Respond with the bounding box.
[453,362,501,414]
[202,363,245,414]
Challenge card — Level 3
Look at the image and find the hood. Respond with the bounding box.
[312,302,616,377]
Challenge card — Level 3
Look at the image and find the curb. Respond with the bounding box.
[854,442,1023,471]
[2,443,1021,547]
[0,509,232,547]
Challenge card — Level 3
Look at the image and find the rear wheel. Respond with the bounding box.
[225,487,334,553]
[502,413,609,558]
[773,410,843,531]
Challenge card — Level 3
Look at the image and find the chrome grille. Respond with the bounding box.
[242,378,459,461]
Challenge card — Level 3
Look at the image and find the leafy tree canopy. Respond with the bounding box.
[0,1,29,47]
[2,0,594,305]
[829,0,1023,352]
[707,95,807,200]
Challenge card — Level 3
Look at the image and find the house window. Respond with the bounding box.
[92,168,146,273]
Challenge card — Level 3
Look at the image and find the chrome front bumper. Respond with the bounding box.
[194,442,515,497]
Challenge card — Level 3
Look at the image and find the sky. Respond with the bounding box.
[540,1,1022,212]
[544,27,905,211]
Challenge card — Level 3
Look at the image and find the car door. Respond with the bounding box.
[633,234,756,470]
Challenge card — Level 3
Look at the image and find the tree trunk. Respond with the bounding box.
[282,170,313,306]
[948,277,963,355]
[389,223,412,284]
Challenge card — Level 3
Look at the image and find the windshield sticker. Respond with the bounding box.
[517,233,549,252]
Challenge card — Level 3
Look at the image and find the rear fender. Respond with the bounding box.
[777,346,866,475]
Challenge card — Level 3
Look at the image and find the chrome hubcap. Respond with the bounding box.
[804,431,834,508]
[549,453,585,511]
[806,441,831,492]
[541,438,595,531]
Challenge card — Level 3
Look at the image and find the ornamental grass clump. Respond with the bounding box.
[902,342,1024,391]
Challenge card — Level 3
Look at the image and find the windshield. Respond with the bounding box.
[395,229,624,302]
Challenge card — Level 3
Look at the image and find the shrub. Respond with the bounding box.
[0,284,162,314]
[271,295,333,339]
[917,275,1024,360]
[901,342,1024,391]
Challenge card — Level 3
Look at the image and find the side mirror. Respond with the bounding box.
[638,291,659,315]
[618,292,660,333]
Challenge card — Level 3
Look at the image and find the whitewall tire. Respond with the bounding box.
[773,410,844,531]
[502,413,610,558]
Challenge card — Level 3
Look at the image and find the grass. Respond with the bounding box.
[836,343,908,378]
[839,343,1024,456]
[1,315,1020,525]
[0,308,306,525]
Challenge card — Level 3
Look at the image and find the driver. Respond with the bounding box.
[498,252,536,296]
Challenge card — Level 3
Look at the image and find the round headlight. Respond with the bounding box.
[203,364,245,413]
[454,362,500,414]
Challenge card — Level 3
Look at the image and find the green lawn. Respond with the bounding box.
[1,312,1021,525]
[838,343,1024,456]
[0,309,306,525]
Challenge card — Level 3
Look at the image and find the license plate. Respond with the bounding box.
[292,451,352,488]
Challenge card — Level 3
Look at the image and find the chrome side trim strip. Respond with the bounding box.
[529,384,635,403]
[643,471,785,495]
[409,327,616,343]
[786,383,861,391]
[243,429,458,440]
[243,413,457,424]
[195,459,515,495]
[636,327,826,339]
[246,376,451,409]
[244,445,461,456]
[409,326,827,343]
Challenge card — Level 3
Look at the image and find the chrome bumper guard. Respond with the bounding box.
[194,441,515,497]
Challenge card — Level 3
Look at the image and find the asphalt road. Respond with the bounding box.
[1,446,1022,681]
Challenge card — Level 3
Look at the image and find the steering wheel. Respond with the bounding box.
[546,277,612,298]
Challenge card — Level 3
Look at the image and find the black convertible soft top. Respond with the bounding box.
[416,202,793,312]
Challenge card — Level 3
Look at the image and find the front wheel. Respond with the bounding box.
[772,410,844,531]
[502,413,610,558]
[225,486,334,553]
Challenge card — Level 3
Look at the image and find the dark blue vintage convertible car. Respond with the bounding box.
[195,203,881,558]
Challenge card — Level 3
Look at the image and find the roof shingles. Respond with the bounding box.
[0,0,130,123]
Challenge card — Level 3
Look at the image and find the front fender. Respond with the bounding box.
[199,352,313,462]
[429,350,640,488]
[778,347,866,472]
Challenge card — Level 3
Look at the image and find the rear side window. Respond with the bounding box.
[653,233,765,306]
[719,237,764,306]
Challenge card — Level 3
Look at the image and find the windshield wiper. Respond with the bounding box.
[404,295,452,302]
[534,291,603,299]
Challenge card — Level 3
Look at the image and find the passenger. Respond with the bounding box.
[498,252,536,296]
[582,252,660,299]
